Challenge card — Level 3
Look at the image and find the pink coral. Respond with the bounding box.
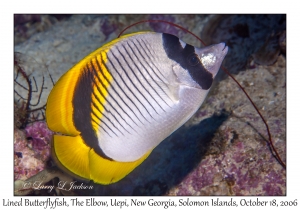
[25,122,53,157]
[14,122,53,181]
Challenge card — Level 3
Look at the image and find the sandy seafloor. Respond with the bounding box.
[14,14,286,195]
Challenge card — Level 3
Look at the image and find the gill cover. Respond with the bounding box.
[46,32,228,184]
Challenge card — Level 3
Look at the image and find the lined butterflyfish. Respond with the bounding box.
[46,32,228,184]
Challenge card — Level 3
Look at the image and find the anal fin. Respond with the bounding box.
[52,134,152,185]
[89,148,151,185]
[52,135,90,180]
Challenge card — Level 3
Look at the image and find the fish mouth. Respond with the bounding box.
[219,43,229,58]
[220,43,228,55]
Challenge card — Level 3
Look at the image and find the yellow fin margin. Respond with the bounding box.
[100,31,152,52]
[46,67,81,136]
[52,134,151,184]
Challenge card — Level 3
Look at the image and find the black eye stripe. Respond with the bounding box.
[187,53,200,66]
[162,33,213,90]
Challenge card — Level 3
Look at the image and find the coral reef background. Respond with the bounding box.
[14,14,286,195]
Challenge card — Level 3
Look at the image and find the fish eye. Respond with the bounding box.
[187,53,200,66]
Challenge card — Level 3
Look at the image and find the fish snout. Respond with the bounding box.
[195,43,228,77]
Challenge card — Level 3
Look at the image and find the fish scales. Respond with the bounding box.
[46,32,228,184]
